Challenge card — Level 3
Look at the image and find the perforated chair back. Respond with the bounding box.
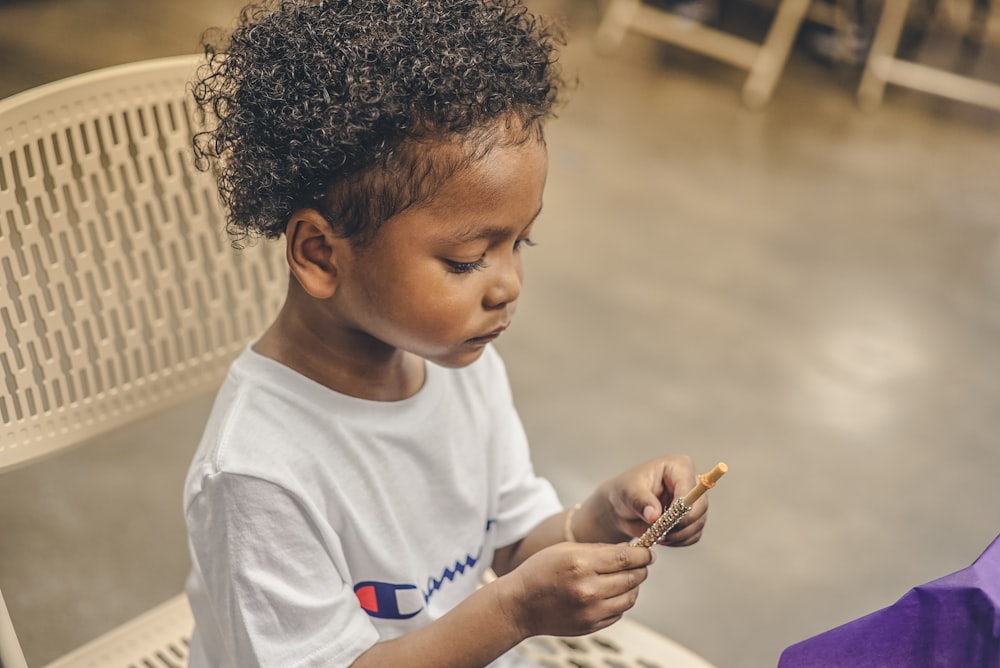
[0,55,287,667]
[0,55,288,471]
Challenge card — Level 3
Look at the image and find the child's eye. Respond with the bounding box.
[444,257,488,274]
[513,237,537,252]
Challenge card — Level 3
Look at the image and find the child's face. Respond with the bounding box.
[336,136,548,369]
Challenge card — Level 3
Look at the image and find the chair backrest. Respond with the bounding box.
[0,55,288,667]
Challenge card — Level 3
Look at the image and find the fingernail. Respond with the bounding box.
[643,505,658,523]
[649,549,657,564]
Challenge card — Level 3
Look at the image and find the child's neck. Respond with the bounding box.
[253,296,426,402]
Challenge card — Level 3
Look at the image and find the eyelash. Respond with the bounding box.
[445,258,488,274]
[445,238,537,275]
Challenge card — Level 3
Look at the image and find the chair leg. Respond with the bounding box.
[741,0,813,107]
[0,588,29,668]
[596,0,644,54]
[960,0,990,55]
[858,0,913,110]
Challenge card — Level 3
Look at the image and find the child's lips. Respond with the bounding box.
[467,323,509,344]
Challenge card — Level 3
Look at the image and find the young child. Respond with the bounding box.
[185,1,708,666]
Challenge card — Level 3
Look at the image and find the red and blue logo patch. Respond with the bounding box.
[353,581,423,620]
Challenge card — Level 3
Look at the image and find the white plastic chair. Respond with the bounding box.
[858,0,1000,111]
[0,55,716,668]
[0,55,288,667]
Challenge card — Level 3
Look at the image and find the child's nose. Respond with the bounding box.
[483,258,522,309]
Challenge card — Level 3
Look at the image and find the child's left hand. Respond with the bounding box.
[574,455,708,547]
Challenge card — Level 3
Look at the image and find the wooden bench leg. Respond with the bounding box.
[596,0,643,54]
[742,0,813,107]
[858,0,912,110]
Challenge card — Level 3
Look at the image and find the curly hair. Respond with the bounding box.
[192,0,565,245]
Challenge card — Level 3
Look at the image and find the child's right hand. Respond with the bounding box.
[498,541,653,638]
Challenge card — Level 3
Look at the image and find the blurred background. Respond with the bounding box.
[1,0,998,666]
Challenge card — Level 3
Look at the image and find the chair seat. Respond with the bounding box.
[40,593,714,668]
[517,617,716,668]
[44,595,191,668]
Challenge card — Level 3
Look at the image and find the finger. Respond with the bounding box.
[659,455,697,505]
[575,611,624,637]
[620,516,658,540]
[659,523,704,546]
[592,612,624,633]
[601,565,650,597]
[628,456,700,523]
[653,482,708,535]
[608,484,662,526]
[574,585,641,634]
[661,530,702,547]
[670,495,708,532]
[658,514,707,546]
[593,544,654,574]
[611,457,695,525]
[640,497,706,539]
[584,560,650,602]
[598,586,642,619]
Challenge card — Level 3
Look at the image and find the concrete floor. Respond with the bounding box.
[2,0,999,667]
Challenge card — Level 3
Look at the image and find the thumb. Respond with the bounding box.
[608,486,662,525]
[633,491,663,524]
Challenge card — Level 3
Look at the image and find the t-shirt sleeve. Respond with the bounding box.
[484,348,563,549]
[491,406,563,549]
[187,472,379,667]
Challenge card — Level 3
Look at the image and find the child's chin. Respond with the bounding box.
[430,346,488,369]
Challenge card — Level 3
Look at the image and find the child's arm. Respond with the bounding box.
[351,542,654,667]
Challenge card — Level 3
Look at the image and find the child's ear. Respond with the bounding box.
[285,208,349,299]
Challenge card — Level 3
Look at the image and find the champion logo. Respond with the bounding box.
[353,581,423,620]
[354,518,497,620]
[424,552,481,602]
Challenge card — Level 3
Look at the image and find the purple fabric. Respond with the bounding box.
[778,533,1000,668]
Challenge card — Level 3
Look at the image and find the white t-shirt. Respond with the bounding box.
[184,344,561,667]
